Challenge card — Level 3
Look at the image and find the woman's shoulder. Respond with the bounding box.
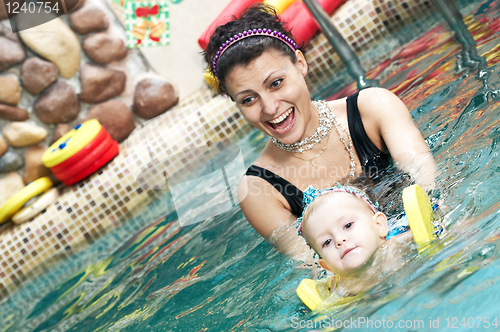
[355,87,406,124]
[358,87,395,98]
[357,88,401,110]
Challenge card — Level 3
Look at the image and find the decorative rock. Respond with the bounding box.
[133,78,179,119]
[69,5,109,34]
[3,122,48,147]
[0,104,29,121]
[0,3,7,21]
[0,24,26,71]
[0,151,23,173]
[21,57,59,94]
[80,64,126,103]
[83,33,127,64]
[83,99,135,142]
[0,75,20,105]
[0,138,7,158]
[18,15,81,78]
[50,123,70,145]
[34,81,80,124]
[0,172,25,207]
[23,146,52,184]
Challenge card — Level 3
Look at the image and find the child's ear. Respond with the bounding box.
[373,212,388,238]
[319,259,333,272]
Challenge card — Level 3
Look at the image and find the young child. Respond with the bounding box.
[297,185,415,297]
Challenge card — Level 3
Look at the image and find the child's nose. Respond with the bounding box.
[335,236,346,247]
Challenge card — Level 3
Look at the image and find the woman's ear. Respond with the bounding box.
[295,50,308,77]
[319,259,333,272]
[373,212,389,238]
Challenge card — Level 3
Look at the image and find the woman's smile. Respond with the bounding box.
[266,107,296,134]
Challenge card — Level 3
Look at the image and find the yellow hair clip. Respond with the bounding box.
[203,68,220,91]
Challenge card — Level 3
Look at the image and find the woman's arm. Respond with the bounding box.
[358,88,437,191]
[238,175,314,257]
[237,175,296,238]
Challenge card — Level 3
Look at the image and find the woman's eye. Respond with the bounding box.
[322,239,331,248]
[241,96,254,105]
[344,222,353,230]
[270,79,283,89]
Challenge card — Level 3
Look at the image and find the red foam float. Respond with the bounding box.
[50,126,109,173]
[279,0,302,25]
[199,0,346,50]
[198,0,261,50]
[63,140,119,186]
[52,133,115,181]
[283,0,345,46]
[46,121,120,186]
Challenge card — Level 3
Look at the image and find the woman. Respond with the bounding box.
[204,5,436,252]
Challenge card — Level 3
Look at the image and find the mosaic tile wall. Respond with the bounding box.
[0,0,453,299]
[0,87,252,300]
[304,0,437,96]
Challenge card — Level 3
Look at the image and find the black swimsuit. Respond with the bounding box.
[245,91,391,216]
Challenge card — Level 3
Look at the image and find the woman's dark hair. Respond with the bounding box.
[204,4,301,95]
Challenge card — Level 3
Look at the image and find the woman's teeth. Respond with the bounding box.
[275,121,293,133]
[269,108,293,124]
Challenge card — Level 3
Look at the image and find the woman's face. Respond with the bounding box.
[224,48,312,144]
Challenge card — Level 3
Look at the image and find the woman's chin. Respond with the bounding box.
[266,124,305,146]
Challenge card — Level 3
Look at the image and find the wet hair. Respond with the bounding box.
[204,4,301,95]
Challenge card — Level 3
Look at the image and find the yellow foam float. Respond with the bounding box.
[12,188,59,224]
[42,119,101,168]
[263,0,296,13]
[0,177,53,224]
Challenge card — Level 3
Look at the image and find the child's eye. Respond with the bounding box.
[344,222,353,230]
[322,239,331,248]
[270,78,283,89]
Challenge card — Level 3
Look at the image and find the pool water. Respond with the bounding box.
[2,1,500,331]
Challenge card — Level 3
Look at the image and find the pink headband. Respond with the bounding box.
[297,185,379,236]
[212,28,298,78]
[321,188,378,214]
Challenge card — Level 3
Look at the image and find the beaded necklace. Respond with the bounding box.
[272,100,356,179]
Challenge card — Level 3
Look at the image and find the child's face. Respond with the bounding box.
[304,193,388,275]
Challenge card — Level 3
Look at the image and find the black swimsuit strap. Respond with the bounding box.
[346,91,388,168]
[245,165,304,216]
